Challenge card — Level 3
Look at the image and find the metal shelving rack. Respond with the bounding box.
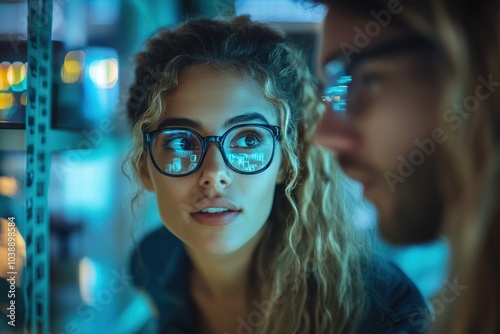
[24,0,52,332]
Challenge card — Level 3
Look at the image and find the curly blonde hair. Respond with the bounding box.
[125,16,367,333]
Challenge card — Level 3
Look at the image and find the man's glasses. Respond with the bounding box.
[321,59,352,115]
[321,35,442,117]
[144,124,282,177]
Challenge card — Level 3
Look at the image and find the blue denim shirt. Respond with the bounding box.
[130,227,431,334]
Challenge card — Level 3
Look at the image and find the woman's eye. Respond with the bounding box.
[164,137,197,151]
[232,133,261,148]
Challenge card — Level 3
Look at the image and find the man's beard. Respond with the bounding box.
[381,152,444,245]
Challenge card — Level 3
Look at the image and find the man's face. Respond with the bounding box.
[315,5,445,244]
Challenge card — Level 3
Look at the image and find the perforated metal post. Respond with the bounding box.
[25,0,52,333]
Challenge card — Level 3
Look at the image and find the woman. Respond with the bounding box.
[312,0,500,333]
[125,16,428,334]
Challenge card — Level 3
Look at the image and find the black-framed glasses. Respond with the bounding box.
[144,124,282,177]
[321,35,443,117]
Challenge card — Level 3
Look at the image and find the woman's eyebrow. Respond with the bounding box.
[156,112,271,131]
[223,112,270,128]
[156,117,201,130]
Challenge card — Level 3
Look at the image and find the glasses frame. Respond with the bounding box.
[144,123,282,177]
[321,34,443,117]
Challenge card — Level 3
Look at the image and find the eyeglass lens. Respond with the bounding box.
[322,60,352,114]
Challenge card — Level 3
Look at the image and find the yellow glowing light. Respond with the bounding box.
[20,91,27,106]
[0,176,18,197]
[79,257,98,305]
[89,58,118,89]
[61,50,84,84]
[0,92,14,109]
[7,62,26,85]
[0,62,10,91]
[0,217,26,283]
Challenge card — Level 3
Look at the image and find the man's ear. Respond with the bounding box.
[139,154,154,192]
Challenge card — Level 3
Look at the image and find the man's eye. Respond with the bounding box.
[358,73,380,93]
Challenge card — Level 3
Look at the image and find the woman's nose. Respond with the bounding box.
[198,144,232,190]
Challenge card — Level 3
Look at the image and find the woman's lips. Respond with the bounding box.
[190,210,240,226]
[191,198,241,226]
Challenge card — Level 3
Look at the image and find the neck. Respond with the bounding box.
[186,228,264,300]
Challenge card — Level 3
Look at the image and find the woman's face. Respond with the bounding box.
[140,66,282,255]
[315,5,445,244]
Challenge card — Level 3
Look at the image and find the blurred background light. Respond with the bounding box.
[61,50,85,84]
[7,61,27,92]
[88,58,118,89]
[0,92,14,110]
[78,256,100,305]
[0,59,27,121]
[235,0,326,22]
[0,176,18,197]
[0,62,11,91]
[56,47,120,127]
[82,47,119,122]
[7,61,26,85]
[20,91,27,106]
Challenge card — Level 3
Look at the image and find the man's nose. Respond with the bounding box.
[313,107,359,155]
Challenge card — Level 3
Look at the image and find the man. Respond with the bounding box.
[312,0,500,333]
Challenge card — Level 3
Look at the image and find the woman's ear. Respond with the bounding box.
[139,154,155,192]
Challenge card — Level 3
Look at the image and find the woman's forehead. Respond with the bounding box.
[156,66,280,131]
